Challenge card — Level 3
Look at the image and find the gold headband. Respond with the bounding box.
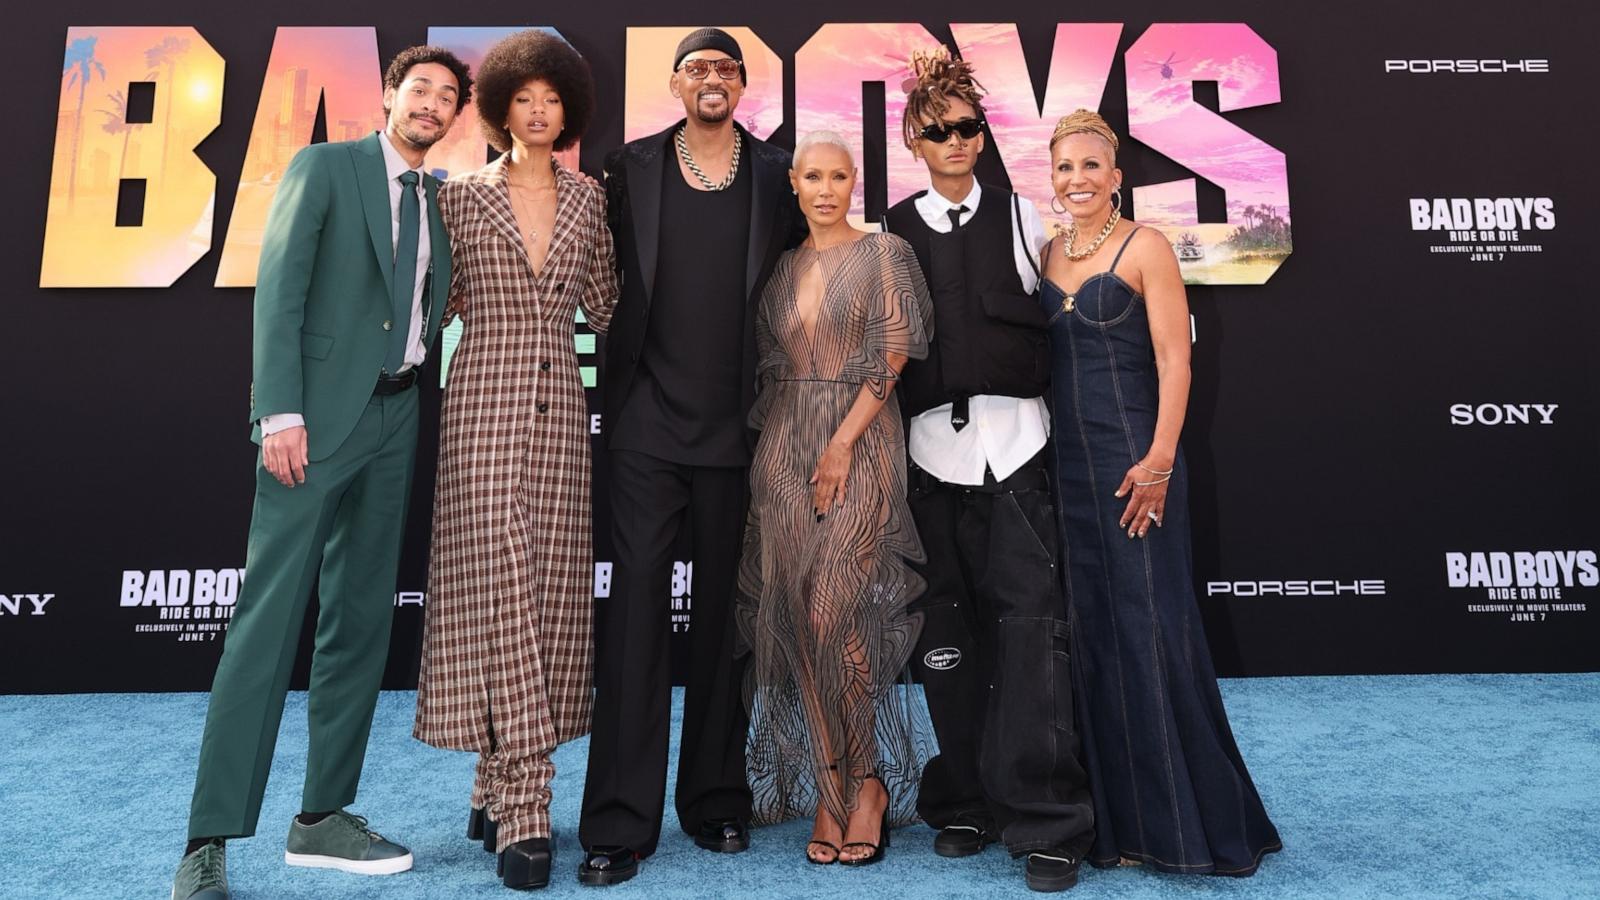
[1050,109,1119,154]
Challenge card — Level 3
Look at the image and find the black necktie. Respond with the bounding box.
[947,205,970,431]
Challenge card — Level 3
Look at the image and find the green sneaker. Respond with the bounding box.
[284,810,414,875]
[172,840,229,899]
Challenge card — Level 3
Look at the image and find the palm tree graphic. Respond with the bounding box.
[63,35,106,208]
[99,89,139,184]
[145,35,190,186]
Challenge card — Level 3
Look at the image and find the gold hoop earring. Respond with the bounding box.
[1050,195,1067,215]
[1112,186,1123,212]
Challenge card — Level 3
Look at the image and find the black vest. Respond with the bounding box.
[884,184,1050,418]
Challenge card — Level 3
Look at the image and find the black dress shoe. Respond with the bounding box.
[1025,851,1081,892]
[577,846,638,886]
[469,807,487,841]
[693,818,749,853]
[500,838,552,890]
[934,820,997,858]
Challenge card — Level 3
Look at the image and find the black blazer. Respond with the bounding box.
[599,120,805,449]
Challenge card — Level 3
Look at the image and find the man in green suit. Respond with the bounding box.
[172,47,472,900]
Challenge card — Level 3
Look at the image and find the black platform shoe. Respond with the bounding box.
[577,845,638,886]
[469,807,487,841]
[693,818,750,853]
[480,814,499,854]
[498,838,552,890]
[933,816,997,857]
[1024,851,1081,892]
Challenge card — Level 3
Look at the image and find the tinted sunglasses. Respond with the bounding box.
[678,58,743,81]
[918,118,985,143]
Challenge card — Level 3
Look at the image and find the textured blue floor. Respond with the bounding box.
[2,675,1597,899]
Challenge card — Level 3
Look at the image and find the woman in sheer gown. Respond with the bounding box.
[735,132,936,866]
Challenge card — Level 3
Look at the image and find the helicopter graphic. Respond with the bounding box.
[1143,52,1186,80]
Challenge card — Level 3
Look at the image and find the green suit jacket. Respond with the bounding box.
[248,132,449,461]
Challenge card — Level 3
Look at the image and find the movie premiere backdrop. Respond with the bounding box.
[5,1,1595,693]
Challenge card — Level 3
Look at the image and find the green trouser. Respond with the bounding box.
[188,390,419,840]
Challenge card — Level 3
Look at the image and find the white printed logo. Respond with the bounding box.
[0,593,55,616]
[1449,404,1557,426]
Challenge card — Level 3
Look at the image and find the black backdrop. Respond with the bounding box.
[5,1,1597,693]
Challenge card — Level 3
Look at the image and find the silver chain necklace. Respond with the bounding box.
[675,126,742,191]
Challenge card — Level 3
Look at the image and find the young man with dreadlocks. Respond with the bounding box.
[882,48,1095,892]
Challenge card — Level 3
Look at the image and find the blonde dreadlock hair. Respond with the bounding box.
[901,46,987,149]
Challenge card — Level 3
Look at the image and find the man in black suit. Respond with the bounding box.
[578,28,803,887]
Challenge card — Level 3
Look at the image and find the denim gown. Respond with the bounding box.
[1038,227,1281,874]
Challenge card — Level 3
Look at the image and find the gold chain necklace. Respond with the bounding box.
[1061,208,1121,261]
[676,126,742,191]
[507,180,553,242]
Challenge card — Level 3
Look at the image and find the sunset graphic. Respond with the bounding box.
[1125,23,1291,284]
[43,22,1292,291]
[625,26,783,142]
[793,22,938,225]
[42,27,223,287]
[214,27,385,288]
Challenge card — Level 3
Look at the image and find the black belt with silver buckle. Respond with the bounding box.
[373,369,418,396]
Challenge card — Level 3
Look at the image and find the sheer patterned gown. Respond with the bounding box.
[736,232,937,831]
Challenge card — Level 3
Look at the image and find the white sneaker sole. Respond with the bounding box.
[284,851,414,875]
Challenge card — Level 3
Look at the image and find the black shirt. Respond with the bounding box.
[610,142,753,466]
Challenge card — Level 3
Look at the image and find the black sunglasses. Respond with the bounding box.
[918,118,984,143]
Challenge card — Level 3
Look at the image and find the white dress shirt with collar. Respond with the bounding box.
[262,131,432,436]
[906,180,1052,485]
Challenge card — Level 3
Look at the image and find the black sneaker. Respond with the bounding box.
[1025,851,1081,892]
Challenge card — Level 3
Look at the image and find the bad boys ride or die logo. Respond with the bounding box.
[44,22,1291,290]
[1409,197,1555,263]
[120,568,244,642]
[1447,551,1595,623]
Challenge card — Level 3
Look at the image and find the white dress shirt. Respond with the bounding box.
[906,180,1052,485]
[262,131,431,436]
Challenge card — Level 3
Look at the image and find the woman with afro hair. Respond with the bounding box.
[413,29,617,890]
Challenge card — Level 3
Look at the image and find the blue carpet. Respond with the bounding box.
[1,675,1597,899]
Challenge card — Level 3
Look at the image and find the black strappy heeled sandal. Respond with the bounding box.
[839,776,890,867]
[807,838,841,865]
[807,764,843,865]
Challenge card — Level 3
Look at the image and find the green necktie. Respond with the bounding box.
[386,170,420,374]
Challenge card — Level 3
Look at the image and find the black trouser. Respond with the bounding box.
[908,453,1095,858]
[579,450,752,858]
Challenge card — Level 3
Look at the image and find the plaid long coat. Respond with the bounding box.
[414,155,617,757]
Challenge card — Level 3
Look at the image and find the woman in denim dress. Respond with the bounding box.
[1037,110,1281,876]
